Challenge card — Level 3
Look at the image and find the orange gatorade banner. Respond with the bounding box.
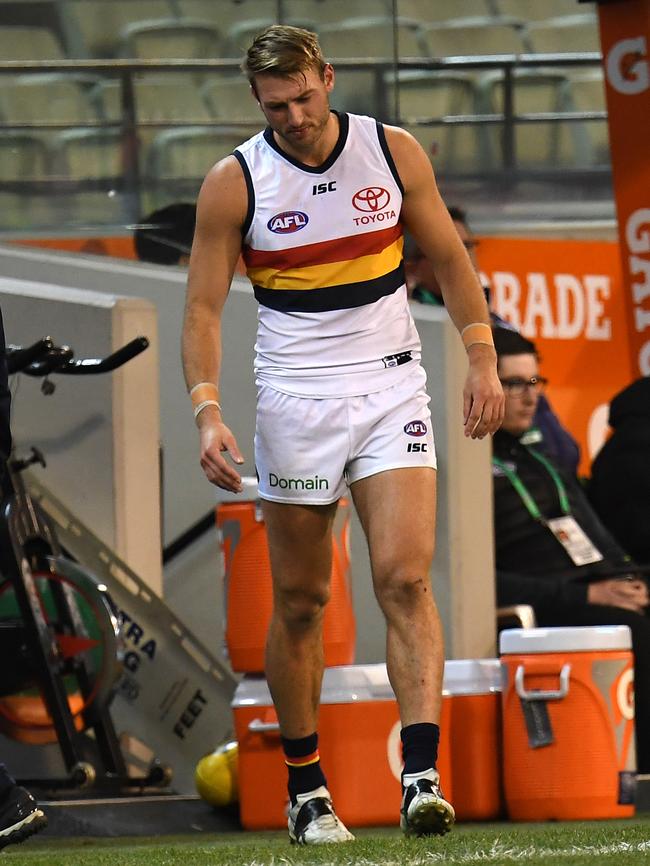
[598,0,650,376]
[478,237,633,474]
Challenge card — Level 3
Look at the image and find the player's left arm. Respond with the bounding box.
[384,124,504,439]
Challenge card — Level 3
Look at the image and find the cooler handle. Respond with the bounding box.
[515,662,571,701]
[249,718,281,733]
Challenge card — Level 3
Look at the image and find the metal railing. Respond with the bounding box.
[0,52,609,231]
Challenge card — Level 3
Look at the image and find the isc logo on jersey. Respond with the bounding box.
[268,211,309,233]
[404,420,427,436]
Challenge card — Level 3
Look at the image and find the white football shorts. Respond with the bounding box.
[255,364,436,504]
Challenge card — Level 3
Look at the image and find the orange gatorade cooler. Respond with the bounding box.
[232,661,498,829]
[500,625,636,821]
[443,659,504,821]
[216,485,355,672]
[232,664,402,829]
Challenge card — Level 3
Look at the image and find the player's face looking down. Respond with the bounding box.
[252,64,336,160]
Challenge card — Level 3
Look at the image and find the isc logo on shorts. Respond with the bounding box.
[404,420,427,437]
[267,211,309,233]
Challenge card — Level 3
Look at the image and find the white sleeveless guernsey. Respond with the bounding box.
[234,112,422,398]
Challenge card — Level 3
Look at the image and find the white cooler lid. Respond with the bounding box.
[232,664,396,708]
[499,625,632,655]
[232,659,503,708]
[442,659,502,696]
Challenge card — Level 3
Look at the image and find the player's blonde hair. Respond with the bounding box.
[242,24,327,88]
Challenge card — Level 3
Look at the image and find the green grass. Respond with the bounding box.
[7,820,650,866]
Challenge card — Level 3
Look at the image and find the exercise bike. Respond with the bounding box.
[1,335,169,792]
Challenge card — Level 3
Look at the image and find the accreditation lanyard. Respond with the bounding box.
[493,447,603,566]
[493,447,570,522]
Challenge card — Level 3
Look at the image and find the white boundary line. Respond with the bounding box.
[240,839,650,866]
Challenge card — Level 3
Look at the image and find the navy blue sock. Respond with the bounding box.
[400,722,440,783]
[281,732,327,805]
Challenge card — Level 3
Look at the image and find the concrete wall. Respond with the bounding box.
[0,243,495,664]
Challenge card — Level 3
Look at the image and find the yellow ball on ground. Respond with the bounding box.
[195,740,239,806]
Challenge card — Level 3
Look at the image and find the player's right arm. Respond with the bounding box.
[181,156,249,493]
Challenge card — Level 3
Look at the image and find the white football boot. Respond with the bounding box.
[400,770,455,837]
[288,786,355,845]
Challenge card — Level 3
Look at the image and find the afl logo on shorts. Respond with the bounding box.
[352,187,391,212]
[404,420,427,437]
[267,211,309,233]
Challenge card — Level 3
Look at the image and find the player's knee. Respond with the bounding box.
[275,586,329,630]
[374,569,432,616]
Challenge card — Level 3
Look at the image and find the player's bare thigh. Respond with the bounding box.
[351,466,437,580]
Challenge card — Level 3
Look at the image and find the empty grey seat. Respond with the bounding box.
[424,16,526,58]
[64,0,174,57]
[527,15,601,54]
[224,18,319,58]
[318,16,429,60]
[201,77,261,122]
[146,126,253,181]
[119,18,224,59]
[0,25,65,60]
[495,0,593,22]
[386,70,489,173]
[0,74,101,125]
[480,68,592,168]
[398,0,493,23]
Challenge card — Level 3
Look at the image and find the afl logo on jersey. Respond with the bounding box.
[267,211,309,233]
[404,420,427,437]
[352,187,391,212]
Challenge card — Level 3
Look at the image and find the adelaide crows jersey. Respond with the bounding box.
[234,111,421,397]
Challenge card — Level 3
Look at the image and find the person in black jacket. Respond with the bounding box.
[0,307,48,848]
[588,377,650,566]
[492,327,650,773]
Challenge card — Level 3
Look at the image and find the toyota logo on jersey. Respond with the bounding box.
[267,211,309,233]
[352,187,391,212]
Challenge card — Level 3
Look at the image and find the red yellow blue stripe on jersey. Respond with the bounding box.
[243,224,405,313]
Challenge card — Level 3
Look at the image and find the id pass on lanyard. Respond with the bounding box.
[493,447,604,567]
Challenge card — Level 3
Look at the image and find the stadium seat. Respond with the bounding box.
[479,69,592,168]
[146,126,253,181]
[224,18,319,57]
[282,0,392,25]
[0,25,66,60]
[0,74,101,125]
[64,0,174,57]
[177,0,282,32]
[494,0,591,21]
[397,0,493,24]
[318,16,430,60]
[567,69,610,166]
[424,16,526,58]
[0,132,55,229]
[0,132,51,182]
[527,15,601,55]
[386,70,489,173]
[119,18,224,59]
[201,77,261,122]
[48,128,130,224]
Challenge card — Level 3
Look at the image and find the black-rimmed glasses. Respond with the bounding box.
[499,376,548,397]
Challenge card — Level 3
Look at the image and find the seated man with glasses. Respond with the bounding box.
[492,326,650,774]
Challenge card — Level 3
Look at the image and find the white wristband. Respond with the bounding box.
[190,381,218,397]
[194,399,222,420]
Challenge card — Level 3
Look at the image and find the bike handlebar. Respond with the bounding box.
[5,337,149,377]
[5,337,54,375]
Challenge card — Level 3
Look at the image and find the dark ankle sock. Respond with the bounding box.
[281,732,327,805]
[400,722,440,782]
